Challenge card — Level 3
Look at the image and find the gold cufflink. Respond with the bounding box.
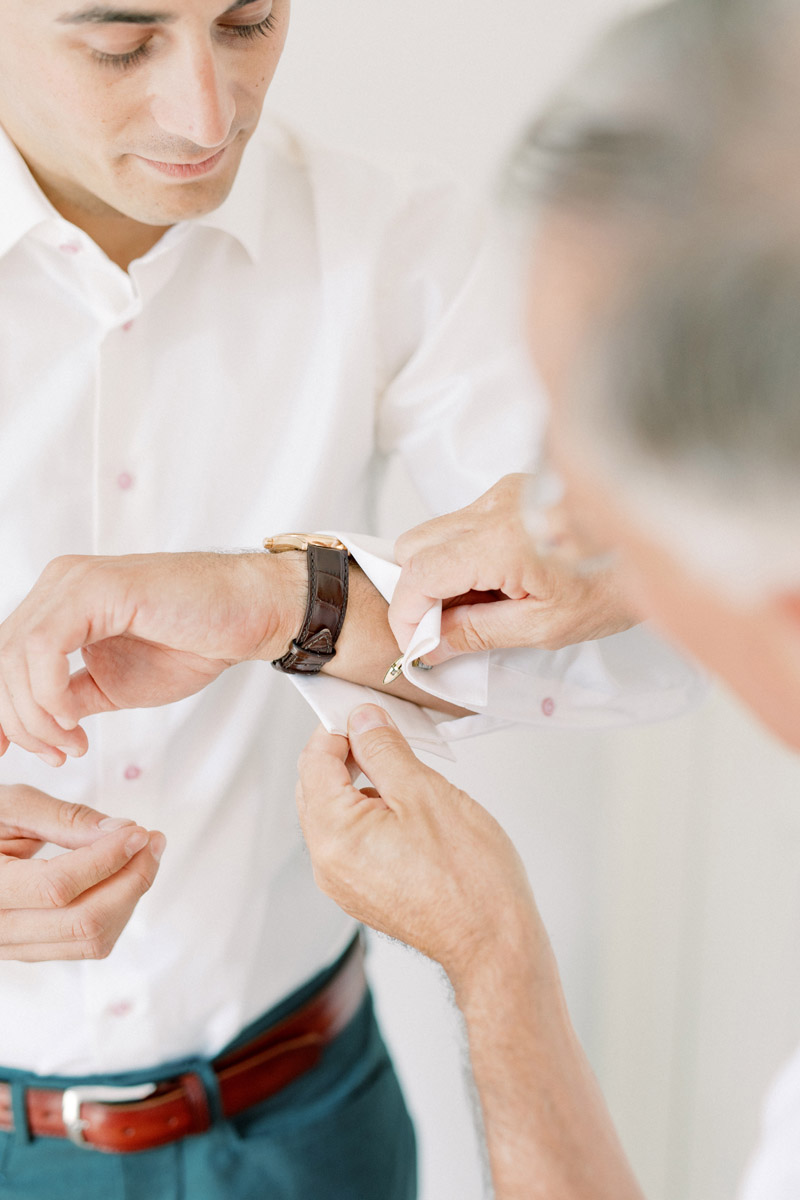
[383,656,432,685]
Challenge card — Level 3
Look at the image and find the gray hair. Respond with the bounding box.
[512,0,800,593]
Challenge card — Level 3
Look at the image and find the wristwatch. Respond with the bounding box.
[263,534,349,674]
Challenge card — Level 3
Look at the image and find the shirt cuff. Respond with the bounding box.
[287,532,707,758]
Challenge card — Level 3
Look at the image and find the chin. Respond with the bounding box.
[132,176,238,225]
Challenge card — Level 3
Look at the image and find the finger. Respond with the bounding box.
[66,666,118,721]
[0,837,46,859]
[0,786,132,849]
[389,537,531,653]
[0,645,87,760]
[0,668,67,766]
[0,835,165,960]
[295,727,355,822]
[394,510,473,567]
[346,705,431,800]
[432,598,540,661]
[0,825,152,910]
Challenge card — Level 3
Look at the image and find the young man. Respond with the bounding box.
[0,1,642,1196]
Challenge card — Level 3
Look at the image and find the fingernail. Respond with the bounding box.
[98,816,136,831]
[36,750,62,768]
[149,832,166,863]
[349,704,393,734]
[58,745,84,759]
[124,829,149,855]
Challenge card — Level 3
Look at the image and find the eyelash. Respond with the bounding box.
[92,12,277,71]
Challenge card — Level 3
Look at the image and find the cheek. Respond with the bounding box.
[625,557,718,659]
[31,60,117,142]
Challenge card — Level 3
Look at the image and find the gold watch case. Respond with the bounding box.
[262,533,348,554]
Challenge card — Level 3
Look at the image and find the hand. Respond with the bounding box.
[0,784,164,961]
[390,474,637,663]
[296,704,539,991]
[0,551,307,765]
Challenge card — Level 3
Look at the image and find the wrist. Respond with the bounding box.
[244,551,309,663]
[450,898,563,1022]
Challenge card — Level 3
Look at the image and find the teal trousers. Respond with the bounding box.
[0,950,417,1200]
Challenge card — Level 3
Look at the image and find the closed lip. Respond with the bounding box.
[136,147,228,177]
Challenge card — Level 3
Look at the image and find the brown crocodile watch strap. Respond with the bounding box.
[271,544,349,675]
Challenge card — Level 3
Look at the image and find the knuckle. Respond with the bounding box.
[81,935,114,960]
[127,864,155,901]
[360,727,403,760]
[72,908,115,959]
[393,530,415,565]
[38,555,77,583]
[401,552,424,584]
[58,802,97,832]
[36,868,78,910]
[456,616,491,655]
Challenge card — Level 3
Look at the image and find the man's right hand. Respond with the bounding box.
[0,550,308,765]
[0,784,164,961]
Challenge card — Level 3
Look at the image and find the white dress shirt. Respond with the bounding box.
[0,113,699,1078]
[0,114,543,1075]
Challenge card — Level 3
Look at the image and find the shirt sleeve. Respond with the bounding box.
[373,166,548,512]
[289,534,707,760]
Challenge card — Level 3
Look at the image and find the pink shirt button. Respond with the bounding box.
[123,764,142,781]
[107,1000,134,1018]
[58,242,81,255]
[117,472,135,491]
[122,320,134,332]
[541,697,556,717]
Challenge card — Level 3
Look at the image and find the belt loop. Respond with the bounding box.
[10,1081,30,1146]
[192,1060,224,1126]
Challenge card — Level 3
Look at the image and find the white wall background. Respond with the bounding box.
[269,5,800,1199]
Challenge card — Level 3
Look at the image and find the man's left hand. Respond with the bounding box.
[296,703,539,991]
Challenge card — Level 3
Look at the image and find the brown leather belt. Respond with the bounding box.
[0,940,366,1154]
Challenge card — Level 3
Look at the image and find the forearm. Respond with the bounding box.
[452,909,645,1200]
[325,564,469,715]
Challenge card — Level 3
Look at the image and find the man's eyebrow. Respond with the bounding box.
[57,1,256,25]
[57,6,176,24]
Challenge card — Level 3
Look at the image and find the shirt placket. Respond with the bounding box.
[81,246,168,1066]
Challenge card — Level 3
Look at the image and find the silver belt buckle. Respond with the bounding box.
[62,1082,157,1149]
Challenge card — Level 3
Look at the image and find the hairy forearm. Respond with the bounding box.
[452,910,645,1200]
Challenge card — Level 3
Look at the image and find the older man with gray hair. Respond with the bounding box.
[292,2,800,1198]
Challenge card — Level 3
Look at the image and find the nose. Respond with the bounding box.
[150,41,236,149]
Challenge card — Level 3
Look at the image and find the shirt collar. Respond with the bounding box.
[184,128,271,263]
[0,125,61,260]
[0,121,269,265]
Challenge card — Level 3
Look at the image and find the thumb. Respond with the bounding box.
[429,598,533,663]
[3,786,134,849]
[347,705,428,799]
